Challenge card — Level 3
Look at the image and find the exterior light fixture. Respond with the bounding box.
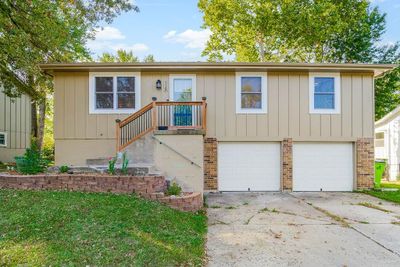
[156,79,162,90]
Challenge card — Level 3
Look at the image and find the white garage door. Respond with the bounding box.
[218,143,280,191]
[293,143,354,191]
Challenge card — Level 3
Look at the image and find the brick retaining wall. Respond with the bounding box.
[0,174,203,212]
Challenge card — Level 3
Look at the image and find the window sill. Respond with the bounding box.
[309,109,340,114]
[236,109,267,114]
[89,109,138,115]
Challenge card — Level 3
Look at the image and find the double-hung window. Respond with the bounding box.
[236,72,267,114]
[89,72,140,114]
[309,73,340,114]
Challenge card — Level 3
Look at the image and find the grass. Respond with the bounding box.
[381,181,400,189]
[357,202,391,213]
[0,189,207,266]
[364,190,400,204]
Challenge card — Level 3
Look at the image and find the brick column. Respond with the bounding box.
[204,137,218,191]
[282,138,293,191]
[356,138,374,189]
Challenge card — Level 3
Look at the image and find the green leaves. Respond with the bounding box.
[198,0,386,63]
[0,0,137,100]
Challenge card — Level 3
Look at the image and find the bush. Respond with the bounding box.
[166,182,182,196]
[15,143,49,174]
[59,165,69,173]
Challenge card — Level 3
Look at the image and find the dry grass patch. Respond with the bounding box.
[357,202,391,213]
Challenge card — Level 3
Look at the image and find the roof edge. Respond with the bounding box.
[375,105,400,128]
[39,62,397,77]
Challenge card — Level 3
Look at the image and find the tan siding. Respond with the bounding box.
[362,75,374,137]
[352,75,363,137]
[299,74,310,137]
[224,74,236,137]
[0,89,31,156]
[278,74,289,136]
[268,75,279,136]
[341,75,352,137]
[288,74,300,137]
[215,75,225,137]
[74,74,87,138]
[52,71,375,144]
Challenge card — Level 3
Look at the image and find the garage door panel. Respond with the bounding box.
[218,143,280,191]
[293,143,354,191]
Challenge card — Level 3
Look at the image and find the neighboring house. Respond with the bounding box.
[375,106,400,181]
[0,89,31,162]
[40,62,394,193]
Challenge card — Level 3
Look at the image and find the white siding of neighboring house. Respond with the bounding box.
[376,115,400,181]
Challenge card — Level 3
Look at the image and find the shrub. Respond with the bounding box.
[121,152,129,175]
[166,182,182,196]
[15,143,48,174]
[59,165,69,173]
[108,156,117,175]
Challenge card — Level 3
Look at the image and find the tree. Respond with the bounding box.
[98,50,139,62]
[198,0,385,63]
[0,0,137,149]
[98,51,156,63]
[374,43,400,120]
[143,54,155,63]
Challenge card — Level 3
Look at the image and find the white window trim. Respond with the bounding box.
[89,72,141,114]
[0,132,7,147]
[236,72,267,114]
[309,72,341,114]
[168,74,197,101]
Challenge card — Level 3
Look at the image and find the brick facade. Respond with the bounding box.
[204,137,218,191]
[281,138,293,191]
[356,138,375,189]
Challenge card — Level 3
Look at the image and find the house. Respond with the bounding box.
[40,62,394,193]
[0,89,31,162]
[375,106,400,181]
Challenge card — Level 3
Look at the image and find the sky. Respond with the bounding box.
[86,0,400,62]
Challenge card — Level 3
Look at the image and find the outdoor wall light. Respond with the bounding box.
[156,79,162,90]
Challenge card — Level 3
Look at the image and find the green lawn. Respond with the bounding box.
[0,190,207,266]
[364,190,400,204]
[381,181,400,189]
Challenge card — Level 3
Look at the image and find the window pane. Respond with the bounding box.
[95,77,113,92]
[96,93,113,109]
[117,77,135,92]
[0,134,4,145]
[118,93,135,109]
[241,77,261,92]
[314,94,334,109]
[241,93,261,109]
[173,79,192,101]
[315,77,334,93]
[375,132,384,139]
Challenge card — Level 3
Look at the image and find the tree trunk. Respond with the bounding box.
[37,99,46,151]
[31,101,38,139]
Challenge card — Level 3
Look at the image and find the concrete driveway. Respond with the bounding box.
[206,192,400,267]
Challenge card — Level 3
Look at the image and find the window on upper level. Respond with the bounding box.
[236,72,267,114]
[309,73,341,114]
[89,72,141,114]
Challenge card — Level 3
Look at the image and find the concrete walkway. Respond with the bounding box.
[206,192,400,267]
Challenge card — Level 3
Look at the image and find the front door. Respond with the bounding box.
[169,75,196,126]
